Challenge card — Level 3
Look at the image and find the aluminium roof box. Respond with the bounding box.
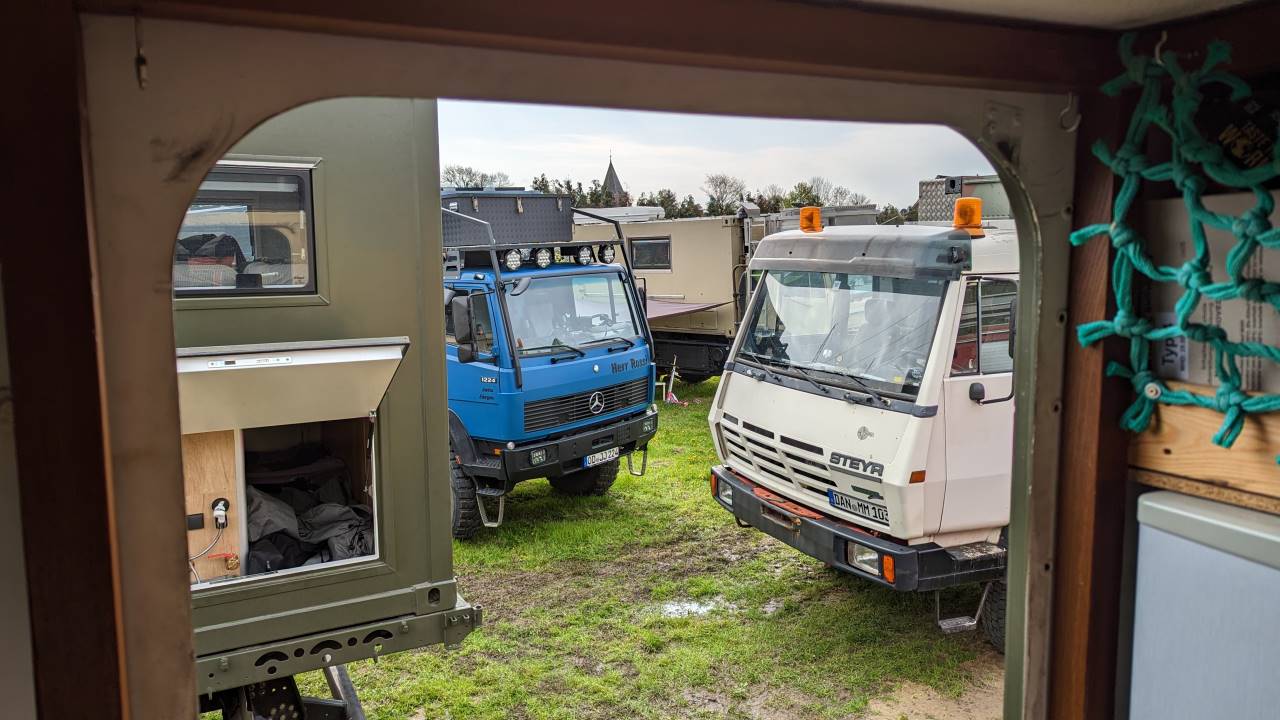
[441,188,575,249]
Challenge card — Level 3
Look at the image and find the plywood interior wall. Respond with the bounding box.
[182,431,243,583]
[1131,190,1280,513]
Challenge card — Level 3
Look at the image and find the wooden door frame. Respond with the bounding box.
[9,1,1275,718]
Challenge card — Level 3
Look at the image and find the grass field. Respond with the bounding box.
[297,378,1000,719]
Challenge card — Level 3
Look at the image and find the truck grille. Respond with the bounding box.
[523,378,649,433]
[718,419,842,501]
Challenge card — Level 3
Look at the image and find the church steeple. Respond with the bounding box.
[602,156,627,206]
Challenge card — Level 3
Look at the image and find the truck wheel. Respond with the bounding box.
[450,455,483,540]
[982,577,1007,653]
[549,459,619,496]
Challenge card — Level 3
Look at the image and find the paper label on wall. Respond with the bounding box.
[1143,191,1280,392]
[1151,311,1188,381]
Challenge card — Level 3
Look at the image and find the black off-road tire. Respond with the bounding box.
[450,455,483,540]
[549,458,619,496]
[982,577,1008,653]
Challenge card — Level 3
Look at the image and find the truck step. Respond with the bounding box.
[937,615,980,634]
[474,486,506,497]
[943,541,1006,562]
[934,581,992,635]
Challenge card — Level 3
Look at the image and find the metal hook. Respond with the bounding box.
[1153,30,1168,67]
[1058,92,1081,134]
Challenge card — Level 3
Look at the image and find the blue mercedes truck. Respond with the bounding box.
[441,189,659,538]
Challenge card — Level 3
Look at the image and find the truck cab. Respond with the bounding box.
[708,200,1016,647]
[443,189,659,538]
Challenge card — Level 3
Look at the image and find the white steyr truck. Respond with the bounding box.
[707,200,1017,649]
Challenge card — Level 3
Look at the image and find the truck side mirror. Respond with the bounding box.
[510,277,532,297]
[450,294,478,363]
[1007,294,1018,359]
[968,382,986,402]
[638,284,648,312]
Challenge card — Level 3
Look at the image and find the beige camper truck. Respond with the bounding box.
[575,214,756,382]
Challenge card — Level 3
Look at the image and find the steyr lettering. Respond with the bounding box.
[829,451,884,478]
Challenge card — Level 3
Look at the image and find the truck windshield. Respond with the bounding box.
[506,272,641,356]
[738,270,947,398]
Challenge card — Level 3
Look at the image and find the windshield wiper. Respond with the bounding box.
[523,340,585,362]
[840,374,886,407]
[736,353,785,383]
[589,335,636,352]
[787,365,832,395]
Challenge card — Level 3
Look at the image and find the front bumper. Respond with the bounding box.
[468,408,658,485]
[711,465,1005,591]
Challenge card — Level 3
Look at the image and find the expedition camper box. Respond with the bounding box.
[574,204,877,383]
[442,189,659,538]
[172,98,478,713]
[708,201,1016,646]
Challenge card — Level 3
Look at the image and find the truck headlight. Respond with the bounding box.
[641,415,657,434]
[535,247,553,268]
[503,249,522,271]
[529,448,548,465]
[576,246,594,265]
[846,542,880,576]
[599,245,616,263]
[716,477,733,506]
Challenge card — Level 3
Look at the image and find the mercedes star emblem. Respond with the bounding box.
[589,391,606,414]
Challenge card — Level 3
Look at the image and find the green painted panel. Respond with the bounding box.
[175,98,456,657]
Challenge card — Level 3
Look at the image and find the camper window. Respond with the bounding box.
[173,163,316,296]
[631,237,672,270]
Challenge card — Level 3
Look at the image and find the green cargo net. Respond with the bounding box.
[1072,34,1280,461]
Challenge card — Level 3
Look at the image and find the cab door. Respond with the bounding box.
[445,284,504,436]
[940,276,1017,534]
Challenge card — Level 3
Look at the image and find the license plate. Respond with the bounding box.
[827,489,889,524]
[583,447,620,467]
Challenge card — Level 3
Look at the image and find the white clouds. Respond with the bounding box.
[438,100,993,208]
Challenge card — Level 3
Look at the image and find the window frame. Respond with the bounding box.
[630,236,672,271]
[444,285,498,362]
[950,275,1017,376]
[173,156,330,311]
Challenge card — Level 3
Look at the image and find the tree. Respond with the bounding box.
[637,188,681,218]
[530,174,591,206]
[876,201,918,224]
[675,195,705,218]
[785,181,823,208]
[749,184,787,214]
[877,204,902,224]
[441,164,511,188]
[807,175,868,207]
[701,173,746,216]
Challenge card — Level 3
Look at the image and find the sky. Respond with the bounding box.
[438,100,994,210]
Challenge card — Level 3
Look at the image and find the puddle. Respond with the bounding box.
[657,598,732,617]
